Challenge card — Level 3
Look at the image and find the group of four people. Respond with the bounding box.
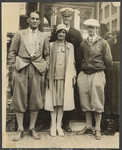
[8,8,113,141]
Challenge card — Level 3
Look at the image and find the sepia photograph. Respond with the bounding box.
[2,1,120,149]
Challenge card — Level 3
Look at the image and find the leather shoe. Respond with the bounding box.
[29,129,41,140]
[36,124,50,131]
[95,130,101,140]
[76,127,93,135]
[62,125,72,132]
[91,128,96,135]
[12,130,24,141]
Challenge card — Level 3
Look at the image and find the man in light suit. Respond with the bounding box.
[8,11,50,141]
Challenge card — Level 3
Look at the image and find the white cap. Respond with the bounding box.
[83,19,100,27]
[56,24,68,33]
[59,7,74,16]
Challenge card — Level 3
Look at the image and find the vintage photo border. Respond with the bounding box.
[1,0,121,149]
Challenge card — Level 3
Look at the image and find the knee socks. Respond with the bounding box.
[94,112,102,131]
[29,111,38,130]
[85,112,92,129]
[16,113,24,131]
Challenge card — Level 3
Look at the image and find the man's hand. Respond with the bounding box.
[9,64,16,72]
[30,54,36,60]
[74,76,77,85]
[72,76,77,87]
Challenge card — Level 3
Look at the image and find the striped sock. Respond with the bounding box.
[29,111,38,130]
[16,113,24,131]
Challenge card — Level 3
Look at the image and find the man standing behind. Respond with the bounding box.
[50,8,83,132]
[50,8,83,74]
[8,11,50,141]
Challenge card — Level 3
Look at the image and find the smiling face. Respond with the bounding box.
[57,29,67,41]
[27,12,40,30]
[62,15,72,27]
[86,26,98,37]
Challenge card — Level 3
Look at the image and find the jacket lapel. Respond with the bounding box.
[51,41,57,78]
[65,41,70,69]
[22,29,31,55]
[35,31,44,52]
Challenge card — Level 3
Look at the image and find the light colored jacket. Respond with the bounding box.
[8,28,50,74]
[44,41,76,111]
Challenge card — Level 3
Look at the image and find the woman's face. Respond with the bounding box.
[57,29,66,40]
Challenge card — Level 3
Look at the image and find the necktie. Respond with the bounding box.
[89,38,93,44]
[30,31,36,56]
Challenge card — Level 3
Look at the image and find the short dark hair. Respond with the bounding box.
[28,11,40,19]
[56,29,67,39]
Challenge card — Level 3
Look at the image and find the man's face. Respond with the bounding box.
[62,15,72,26]
[27,12,40,30]
[86,26,97,37]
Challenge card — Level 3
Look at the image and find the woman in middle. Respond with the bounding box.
[45,24,76,137]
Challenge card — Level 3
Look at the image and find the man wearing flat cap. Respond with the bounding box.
[76,19,113,140]
[38,7,83,132]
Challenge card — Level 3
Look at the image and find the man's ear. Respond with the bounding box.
[70,16,73,20]
[27,18,30,23]
[39,19,41,24]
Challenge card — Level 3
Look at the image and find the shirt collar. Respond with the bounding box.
[64,25,70,32]
[88,35,97,42]
[66,26,70,32]
[28,27,38,34]
[85,35,102,43]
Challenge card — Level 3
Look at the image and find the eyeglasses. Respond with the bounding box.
[87,26,96,29]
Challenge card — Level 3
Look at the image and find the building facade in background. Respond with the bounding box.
[6,2,120,40]
[99,2,120,33]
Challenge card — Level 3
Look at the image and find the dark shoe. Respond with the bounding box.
[91,128,96,135]
[95,130,101,140]
[12,130,24,141]
[76,127,93,135]
[62,125,72,132]
[29,129,41,140]
[36,124,50,131]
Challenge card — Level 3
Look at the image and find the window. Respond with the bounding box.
[107,22,110,32]
[20,3,27,15]
[100,9,103,20]
[105,5,109,18]
[111,3,117,14]
[112,19,117,32]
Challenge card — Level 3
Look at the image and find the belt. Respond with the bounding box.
[82,69,103,75]
[18,54,30,60]
[18,54,40,61]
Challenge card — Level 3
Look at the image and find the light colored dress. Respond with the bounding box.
[53,43,66,106]
[45,41,76,111]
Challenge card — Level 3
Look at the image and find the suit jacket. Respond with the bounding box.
[50,26,83,73]
[8,28,50,74]
[45,41,76,111]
